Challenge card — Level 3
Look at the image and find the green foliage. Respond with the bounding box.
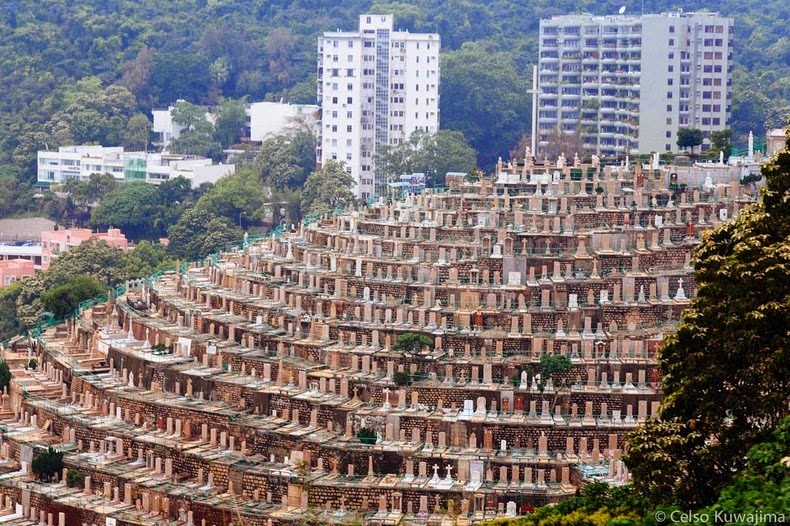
[0,283,23,342]
[213,97,247,148]
[90,181,162,240]
[440,42,530,168]
[488,483,649,526]
[392,333,434,356]
[170,101,220,157]
[4,239,170,337]
[41,274,105,319]
[709,129,733,160]
[626,128,790,507]
[375,129,477,187]
[538,354,573,380]
[0,361,11,393]
[300,160,355,216]
[123,113,152,151]
[357,427,377,445]
[256,133,314,191]
[664,417,790,525]
[392,371,412,387]
[167,208,241,261]
[31,447,63,483]
[676,128,704,154]
[194,168,267,224]
[27,359,38,370]
[66,469,86,489]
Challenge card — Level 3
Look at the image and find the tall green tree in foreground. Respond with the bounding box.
[626,127,790,507]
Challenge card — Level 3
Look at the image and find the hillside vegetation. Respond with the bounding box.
[1,0,788,189]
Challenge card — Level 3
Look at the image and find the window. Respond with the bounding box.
[347,97,353,103]
[346,125,352,132]
[666,131,672,138]
[667,104,673,111]
[667,79,673,86]
[666,144,672,151]
[667,91,673,99]
[713,117,720,125]
[668,65,674,72]
[666,118,672,125]
[669,26,675,33]
[669,38,674,46]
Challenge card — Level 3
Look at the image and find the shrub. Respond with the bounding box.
[393,371,411,386]
[357,427,376,445]
[66,469,85,488]
[0,361,11,393]
[31,447,64,482]
[27,359,38,370]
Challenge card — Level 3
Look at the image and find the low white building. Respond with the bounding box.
[247,101,318,142]
[37,146,234,188]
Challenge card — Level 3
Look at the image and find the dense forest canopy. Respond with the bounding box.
[0,0,788,183]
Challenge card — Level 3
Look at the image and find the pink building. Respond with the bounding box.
[40,228,129,270]
[0,259,35,287]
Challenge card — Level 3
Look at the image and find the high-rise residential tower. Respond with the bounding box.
[318,15,440,199]
[537,10,733,157]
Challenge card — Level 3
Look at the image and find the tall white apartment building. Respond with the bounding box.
[538,10,733,157]
[318,15,440,199]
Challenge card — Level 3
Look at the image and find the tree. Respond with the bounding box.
[170,101,220,158]
[124,113,152,151]
[677,128,704,154]
[709,129,733,161]
[213,97,247,148]
[543,126,585,161]
[626,127,790,507]
[194,168,266,224]
[90,182,163,240]
[440,42,530,168]
[0,283,23,342]
[376,129,476,187]
[357,427,377,445]
[539,354,573,380]
[300,161,355,216]
[0,361,11,393]
[31,447,64,483]
[256,135,307,190]
[119,241,172,281]
[40,274,105,319]
[392,333,434,358]
[167,208,241,261]
[393,371,412,387]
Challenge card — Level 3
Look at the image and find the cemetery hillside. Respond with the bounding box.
[0,0,788,525]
